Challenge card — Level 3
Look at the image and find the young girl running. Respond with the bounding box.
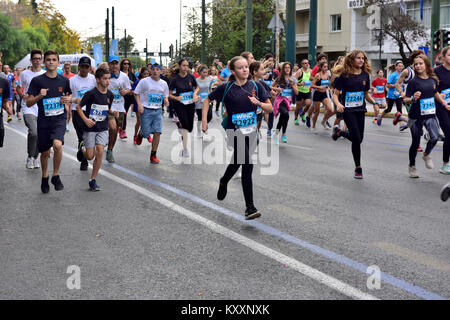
[379,61,404,128]
[371,69,387,125]
[331,50,376,179]
[311,62,333,132]
[132,67,150,145]
[194,65,213,140]
[201,56,272,219]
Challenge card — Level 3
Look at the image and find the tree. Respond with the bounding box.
[366,0,429,63]
[119,35,135,54]
[0,13,32,65]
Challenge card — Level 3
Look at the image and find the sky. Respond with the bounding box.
[47,0,205,54]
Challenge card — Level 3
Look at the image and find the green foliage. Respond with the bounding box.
[0,13,31,66]
[119,35,135,53]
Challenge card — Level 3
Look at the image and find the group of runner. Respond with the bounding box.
[1,46,449,218]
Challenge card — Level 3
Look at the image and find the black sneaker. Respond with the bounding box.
[441,183,450,202]
[51,175,64,191]
[217,179,228,201]
[80,159,88,171]
[77,141,85,162]
[245,206,261,220]
[41,177,50,194]
[332,126,341,141]
[89,179,101,192]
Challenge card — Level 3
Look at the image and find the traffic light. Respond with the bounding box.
[169,44,174,59]
[433,30,442,51]
[265,33,275,54]
[443,30,450,48]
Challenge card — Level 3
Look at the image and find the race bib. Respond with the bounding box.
[302,80,311,89]
[43,97,64,116]
[393,90,400,98]
[199,92,209,102]
[0,97,2,108]
[89,104,108,122]
[345,91,364,108]
[111,89,121,102]
[232,112,257,134]
[420,97,436,115]
[265,80,273,87]
[78,89,89,99]
[376,86,385,93]
[180,91,194,105]
[148,93,163,107]
[442,88,450,104]
[257,106,262,114]
[281,88,293,98]
[321,80,329,86]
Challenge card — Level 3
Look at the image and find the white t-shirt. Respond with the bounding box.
[69,74,97,111]
[134,77,169,109]
[108,71,131,112]
[19,69,45,116]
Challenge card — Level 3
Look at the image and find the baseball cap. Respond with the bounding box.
[79,56,91,67]
[108,55,119,63]
[151,63,162,70]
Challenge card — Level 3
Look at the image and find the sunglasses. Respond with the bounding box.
[123,62,130,65]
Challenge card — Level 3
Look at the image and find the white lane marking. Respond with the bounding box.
[260,137,313,151]
[6,125,378,300]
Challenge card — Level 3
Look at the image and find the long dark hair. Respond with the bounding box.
[274,62,292,85]
[413,54,439,84]
[138,67,149,79]
[120,58,133,74]
[249,61,262,78]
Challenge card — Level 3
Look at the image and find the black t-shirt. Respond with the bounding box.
[258,79,271,96]
[169,73,198,107]
[80,87,114,132]
[334,72,370,113]
[0,78,10,116]
[208,80,270,130]
[28,74,71,126]
[405,76,438,119]
[434,65,450,109]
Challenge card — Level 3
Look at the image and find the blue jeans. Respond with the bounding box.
[141,108,162,137]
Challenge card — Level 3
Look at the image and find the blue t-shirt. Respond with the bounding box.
[387,71,402,99]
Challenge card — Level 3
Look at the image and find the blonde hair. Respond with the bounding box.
[332,50,372,77]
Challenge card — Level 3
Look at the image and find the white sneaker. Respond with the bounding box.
[422,154,434,169]
[439,164,450,175]
[182,149,190,158]
[26,157,34,169]
[409,165,419,178]
[311,127,318,133]
[33,158,40,169]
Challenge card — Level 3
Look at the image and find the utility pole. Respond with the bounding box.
[285,0,296,65]
[160,43,162,66]
[105,8,110,61]
[112,6,115,40]
[201,0,206,64]
[245,0,253,52]
[124,29,127,58]
[275,0,280,63]
[308,0,318,64]
[176,40,178,59]
[431,0,440,64]
[145,38,148,65]
[180,0,183,58]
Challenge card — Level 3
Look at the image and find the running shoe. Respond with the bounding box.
[182,149,189,158]
[245,206,261,220]
[119,128,127,139]
[372,118,377,124]
[89,179,101,192]
[326,121,332,129]
[409,165,419,178]
[33,158,40,169]
[393,112,402,126]
[300,114,306,123]
[41,177,50,194]
[17,112,22,120]
[354,168,363,179]
[332,125,341,141]
[441,183,450,201]
[399,124,408,131]
[131,112,135,117]
[311,127,318,133]
[377,115,382,126]
[267,130,272,137]
[77,141,85,162]
[422,154,434,169]
[417,147,423,152]
[106,149,115,163]
[439,164,450,175]
[150,154,160,164]
[306,116,311,128]
[135,132,143,145]
[294,118,299,126]
[273,134,279,145]
[26,157,34,169]
[148,135,153,143]
[80,159,88,171]
[321,120,328,130]
[217,179,228,201]
[133,135,138,145]
[51,175,64,191]
[7,116,12,123]
[281,135,287,143]
[65,123,70,132]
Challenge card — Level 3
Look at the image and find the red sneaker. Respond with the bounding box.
[417,147,423,152]
[393,112,402,126]
[148,135,153,143]
[134,133,143,145]
[150,154,160,164]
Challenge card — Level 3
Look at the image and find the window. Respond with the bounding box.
[330,14,342,32]
[406,0,450,29]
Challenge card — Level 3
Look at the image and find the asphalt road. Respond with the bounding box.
[0,110,449,300]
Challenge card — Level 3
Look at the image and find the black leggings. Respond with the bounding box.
[72,110,84,144]
[174,103,196,132]
[341,111,365,167]
[221,133,257,208]
[195,105,213,123]
[409,117,440,166]
[276,102,290,134]
[437,106,450,163]
[267,112,274,131]
[385,98,403,114]
[0,115,4,148]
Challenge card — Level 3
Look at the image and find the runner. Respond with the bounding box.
[131,67,150,145]
[210,65,220,117]
[13,68,22,120]
[434,46,450,175]
[330,57,346,129]
[0,74,12,148]
[134,63,169,164]
[106,55,132,163]
[169,59,199,158]
[3,65,14,123]
[294,59,312,126]
[62,62,75,79]
[201,56,272,219]
[311,61,333,132]
[371,69,387,125]
[403,54,446,178]
[194,65,213,140]
[331,49,376,179]
[69,56,97,171]
[76,67,114,191]
[241,51,255,65]
[271,62,298,143]
[26,50,72,193]
[378,61,404,128]
[262,53,278,136]
[17,49,45,169]
[119,58,136,139]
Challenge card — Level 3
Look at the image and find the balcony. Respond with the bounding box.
[297,0,310,11]
[296,33,309,43]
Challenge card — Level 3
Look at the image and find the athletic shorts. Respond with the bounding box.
[174,102,195,132]
[313,91,328,102]
[141,108,162,137]
[373,97,387,106]
[296,91,311,101]
[83,130,108,149]
[108,112,125,128]
[37,121,66,152]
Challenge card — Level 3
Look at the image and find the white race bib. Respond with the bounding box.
[89,104,109,122]
[420,97,436,115]
[345,91,364,108]
[180,91,194,105]
[43,97,64,117]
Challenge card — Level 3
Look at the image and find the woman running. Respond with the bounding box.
[132,67,150,145]
[194,65,213,140]
[271,62,298,143]
[434,46,450,175]
[379,61,404,128]
[201,56,272,219]
[404,54,447,178]
[169,59,199,157]
[311,61,333,132]
[331,49,376,179]
[119,58,137,139]
[210,66,220,117]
